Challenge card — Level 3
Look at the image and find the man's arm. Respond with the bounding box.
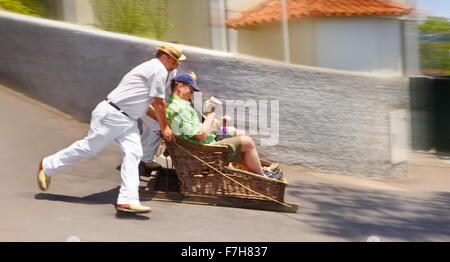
[146,105,157,121]
[194,107,216,142]
[152,97,174,142]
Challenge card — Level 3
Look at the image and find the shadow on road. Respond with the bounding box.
[34,187,150,220]
[34,187,120,205]
[286,182,450,241]
[115,212,150,221]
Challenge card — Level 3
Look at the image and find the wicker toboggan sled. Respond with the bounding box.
[140,136,298,213]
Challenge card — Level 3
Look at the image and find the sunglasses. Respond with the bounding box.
[168,55,180,66]
[185,85,194,94]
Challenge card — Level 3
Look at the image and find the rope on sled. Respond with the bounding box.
[170,141,292,208]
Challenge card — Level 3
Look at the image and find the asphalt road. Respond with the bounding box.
[1,85,449,242]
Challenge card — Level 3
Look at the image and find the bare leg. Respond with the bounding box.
[239,136,264,175]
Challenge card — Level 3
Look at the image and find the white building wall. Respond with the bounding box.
[74,0,95,26]
[209,0,228,51]
[289,18,317,66]
[63,0,211,47]
[58,0,415,74]
[402,17,421,75]
[165,0,211,48]
[225,0,266,16]
[236,23,284,61]
[225,0,266,53]
[61,0,76,23]
[315,17,403,74]
[62,0,95,26]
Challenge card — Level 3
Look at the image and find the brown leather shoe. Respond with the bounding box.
[116,204,152,214]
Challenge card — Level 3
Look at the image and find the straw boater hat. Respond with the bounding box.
[156,44,186,62]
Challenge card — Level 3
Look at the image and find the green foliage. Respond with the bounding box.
[90,0,171,40]
[419,16,450,33]
[420,43,450,73]
[419,16,450,75]
[0,0,47,17]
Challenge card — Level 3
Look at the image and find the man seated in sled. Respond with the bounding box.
[164,73,281,180]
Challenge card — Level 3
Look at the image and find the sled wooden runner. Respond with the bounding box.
[139,168,299,213]
[138,135,299,213]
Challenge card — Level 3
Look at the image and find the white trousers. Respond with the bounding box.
[43,101,143,205]
[140,115,161,163]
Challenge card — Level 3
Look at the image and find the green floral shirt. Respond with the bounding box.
[166,95,216,144]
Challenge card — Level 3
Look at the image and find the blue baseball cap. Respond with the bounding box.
[174,73,200,91]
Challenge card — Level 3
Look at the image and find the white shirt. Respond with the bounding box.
[107,58,176,120]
